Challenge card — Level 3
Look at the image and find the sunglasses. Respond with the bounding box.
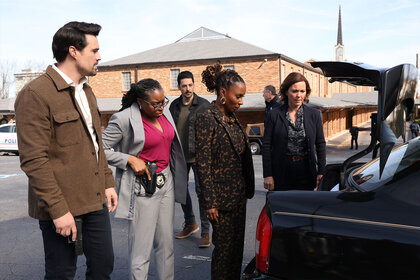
[140,97,169,110]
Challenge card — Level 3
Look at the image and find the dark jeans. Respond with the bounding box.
[181,163,210,233]
[351,135,358,149]
[39,204,114,280]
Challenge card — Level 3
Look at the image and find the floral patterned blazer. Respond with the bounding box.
[195,103,255,211]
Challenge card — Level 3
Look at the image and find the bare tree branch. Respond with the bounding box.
[0,59,17,99]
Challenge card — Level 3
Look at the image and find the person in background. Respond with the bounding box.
[410,120,419,138]
[169,71,211,247]
[350,126,359,150]
[263,72,326,191]
[102,79,187,280]
[263,84,280,116]
[15,21,117,279]
[196,63,255,279]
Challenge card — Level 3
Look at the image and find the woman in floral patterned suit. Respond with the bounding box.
[195,63,255,280]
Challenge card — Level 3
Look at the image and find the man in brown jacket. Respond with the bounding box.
[15,21,117,279]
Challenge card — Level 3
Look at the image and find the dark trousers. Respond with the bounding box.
[181,163,210,233]
[276,158,314,190]
[39,204,114,280]
[351,135,358,149]
[210,203,246,280]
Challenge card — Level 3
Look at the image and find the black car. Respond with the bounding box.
[243,61,419,280]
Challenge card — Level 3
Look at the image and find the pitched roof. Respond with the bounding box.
[3,93,418,115]
[310,92,378,109]
[176,27,227,42]
[99,27,276,67]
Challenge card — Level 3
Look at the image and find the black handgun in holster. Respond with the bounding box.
[135,161,166,197]
[68,217,83,255]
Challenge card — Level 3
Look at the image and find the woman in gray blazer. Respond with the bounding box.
[102,79,187,280]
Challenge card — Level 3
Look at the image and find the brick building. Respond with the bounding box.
[89,26,374,138]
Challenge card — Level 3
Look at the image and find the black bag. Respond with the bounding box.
[135,161,166,197]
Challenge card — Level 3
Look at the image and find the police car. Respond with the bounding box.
[0,123,18,155]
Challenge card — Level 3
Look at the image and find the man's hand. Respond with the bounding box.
[127,156,151,180]
[53,212,76,241]
[105,188,118,213]
[263,176,275,191]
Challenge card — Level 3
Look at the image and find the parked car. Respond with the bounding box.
[243,61,419,280]
[0,123,18,155]
[246,123,264,155]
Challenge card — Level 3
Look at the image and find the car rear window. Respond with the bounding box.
[350,137,420,191]
[249,126,261,136]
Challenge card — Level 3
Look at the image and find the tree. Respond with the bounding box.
[0,59,16,99]
[0,59,48,98]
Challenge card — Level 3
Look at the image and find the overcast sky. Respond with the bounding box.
[1,0,419,80]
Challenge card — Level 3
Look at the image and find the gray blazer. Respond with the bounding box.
[102,102,188,220]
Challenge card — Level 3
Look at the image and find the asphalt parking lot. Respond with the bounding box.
[0,153,266,280]
[0,123,409,279]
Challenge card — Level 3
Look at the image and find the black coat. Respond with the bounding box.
[169,93,210,157]
[265,95,281,116]
[262,103,326,189]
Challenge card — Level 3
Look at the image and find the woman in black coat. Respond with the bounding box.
[263,72,326,191]
[195,63,255,280]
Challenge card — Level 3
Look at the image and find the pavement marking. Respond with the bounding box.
[183,255,211,262]
[183,255,249,265]
[0,174,23,179]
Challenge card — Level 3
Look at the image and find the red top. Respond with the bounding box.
[139,115,175,172]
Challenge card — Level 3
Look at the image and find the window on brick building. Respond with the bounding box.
[224,65,235,70]
[170,69,180,89]
[122,72,131,91]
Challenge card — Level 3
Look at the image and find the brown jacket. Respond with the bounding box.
[195,103,255,211]
[15,66,115,220]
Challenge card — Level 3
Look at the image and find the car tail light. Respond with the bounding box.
[255,205,272,273]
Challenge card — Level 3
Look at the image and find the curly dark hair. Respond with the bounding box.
[280,72,311,104]
[201,63,244,96]
[120,78,162,111]
[52,21,101,63]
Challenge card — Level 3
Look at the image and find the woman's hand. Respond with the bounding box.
[127,156,151,180]
[316,174,324,188]
[264,176,275,191]
[206,208,219,223]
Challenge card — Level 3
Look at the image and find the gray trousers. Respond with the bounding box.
[128,166,174,280]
